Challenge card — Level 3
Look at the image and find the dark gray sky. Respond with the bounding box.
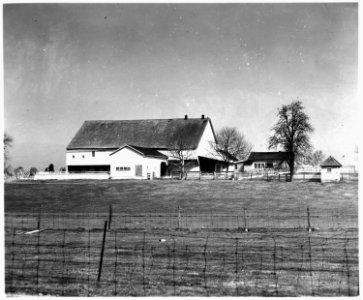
[4,3,358,170]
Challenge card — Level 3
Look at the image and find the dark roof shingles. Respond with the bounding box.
[67,118,209,150]
[320,156,342,167]
[244,152,291,164]
[129,145,168,159]
[216,149,238,161]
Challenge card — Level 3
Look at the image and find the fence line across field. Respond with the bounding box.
[5,208,358,232]
[5,226,358,296]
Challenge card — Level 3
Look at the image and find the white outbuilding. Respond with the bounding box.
[320,156,342,182]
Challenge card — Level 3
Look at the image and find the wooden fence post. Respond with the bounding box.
[97,220,108,282]
[108,205,113,230]
[178,206,182,230]
[243,208,248,232]
[37,205,42,230]
[307,207,312,232]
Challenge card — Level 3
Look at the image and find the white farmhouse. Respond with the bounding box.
[66,115,233,179]
[320,156,342,182]
[242,152,291,172]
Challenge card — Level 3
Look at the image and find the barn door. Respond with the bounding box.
[135,165,142,177]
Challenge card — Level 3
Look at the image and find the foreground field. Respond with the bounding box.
[4,180,358,296]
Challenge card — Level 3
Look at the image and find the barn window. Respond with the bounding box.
[72,155,75,159]
[327,167,332,173]
[82,155,84,158]
[116,166,130,171]
[92,151,95,157]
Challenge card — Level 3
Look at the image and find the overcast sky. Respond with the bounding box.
[3,3,358,170]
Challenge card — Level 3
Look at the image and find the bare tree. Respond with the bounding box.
[168,132,194,179]
[307,150,326,167]
[214,127,252,161]
[14,166,24,179]
[4,132,14,176]
[268,100,314,178]
[4,132,13,162]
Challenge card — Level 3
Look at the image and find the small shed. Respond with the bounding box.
[320,156,342,182]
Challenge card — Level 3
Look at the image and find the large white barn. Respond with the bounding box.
[66,115,234,179]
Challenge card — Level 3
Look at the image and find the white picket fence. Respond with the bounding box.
[34,171,110,180]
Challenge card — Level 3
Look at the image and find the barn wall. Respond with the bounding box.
[195,120,217,158]
[66,150,113,167]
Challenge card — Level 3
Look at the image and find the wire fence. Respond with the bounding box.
[5,207,358,232]
[5,209,358,296]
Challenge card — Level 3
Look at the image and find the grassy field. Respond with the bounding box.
[5,180,358,214]
[4,180,359,296]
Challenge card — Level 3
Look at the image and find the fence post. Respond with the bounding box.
[307,207,312,231]
[278,173,280,181]
[214,172,216,180]
[199,171,201,180]
[203,236,209,296]
[178,206,182,230]
[10,228,16,293]
[243,208,248,232]
[108,205,113,230]
[37,205,42,230]
[250,173,252,181]
[88,230,91,296]
[235,238,239,296]
[142,232,146,296]
[344,239,351,296]
[36,229,41,293]
[97,220,108,282]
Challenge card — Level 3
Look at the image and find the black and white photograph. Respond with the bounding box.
[3,1,359,296]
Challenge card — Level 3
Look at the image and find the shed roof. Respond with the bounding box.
[320,156,342,168]
[110,144,168,159]
[67,118,213,150]
[244,152,291,164]
[216,149,238,162]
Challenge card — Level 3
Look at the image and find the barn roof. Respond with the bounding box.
[320,156,342,168]
[67,118,213,150]
[244,152,291,164]
[216,149,238,161]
